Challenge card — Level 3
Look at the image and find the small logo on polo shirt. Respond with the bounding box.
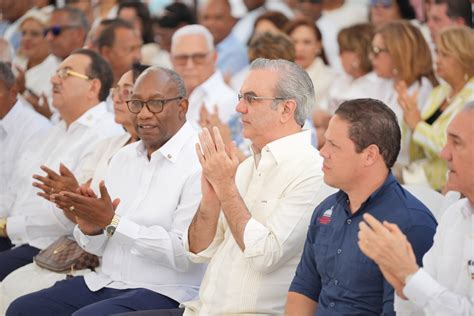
[319,206,333,224]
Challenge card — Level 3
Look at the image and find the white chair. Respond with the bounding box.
[402,185,458,221]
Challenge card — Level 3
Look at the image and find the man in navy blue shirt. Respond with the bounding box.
[286,98,437,315]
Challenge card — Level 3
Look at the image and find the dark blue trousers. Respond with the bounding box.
[7,276,180,316]
[0,237,13,251]
[0,244,40,281]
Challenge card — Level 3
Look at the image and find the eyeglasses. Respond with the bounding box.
[56,68,91,81]
[371,45,389,57]
[370,0,393,8]
[111,86,133,102]
[172,52,211,66]
[21,29,44,38]
[44,25,79,37]
[238,93,285,105]
[126,97,183,114]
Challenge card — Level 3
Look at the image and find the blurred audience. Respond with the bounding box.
[13,9,60,120]
[152,2,196,53]
[316,0,368,73]
[370,21,438,171]
[200,0,248,77]
[285,18,335,110]
[97,19,142,87]
[45,7,89,60]
[370,0,416,26]
[170,25,236,130]
[398,26,474,191]
[253,10,289,36]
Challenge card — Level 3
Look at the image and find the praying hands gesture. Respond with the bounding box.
[51,181,120,235]
[32,163,80,201]
[196,127,240,198]
[358,213,419,298]
[396,80,422,130]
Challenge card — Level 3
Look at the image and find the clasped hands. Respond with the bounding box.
[358,213,419,299]
[32,164,119,234]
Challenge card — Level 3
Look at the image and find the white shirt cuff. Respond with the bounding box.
[403,268,444,309]
[73,224,107,251]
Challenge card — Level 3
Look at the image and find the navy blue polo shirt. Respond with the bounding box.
[289,173,437,316]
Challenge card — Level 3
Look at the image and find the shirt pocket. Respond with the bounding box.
[251,198,280,223]
[309,224,334,280]
[346,250,382,293]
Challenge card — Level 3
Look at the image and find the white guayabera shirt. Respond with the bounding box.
[183,130,334,315]
[395,198,474,316]
[74,122,206,303]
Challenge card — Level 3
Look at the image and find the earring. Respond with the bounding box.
[392,68,398,76]
[465,73,469,81]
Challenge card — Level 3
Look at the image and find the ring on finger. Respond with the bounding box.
[69,205,75,212]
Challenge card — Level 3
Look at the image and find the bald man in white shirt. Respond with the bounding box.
[7,66,205,315]
[358,102,474,316]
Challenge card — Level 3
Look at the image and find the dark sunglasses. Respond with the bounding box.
[44,25,79,37]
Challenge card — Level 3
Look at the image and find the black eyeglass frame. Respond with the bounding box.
[126,96,184,114]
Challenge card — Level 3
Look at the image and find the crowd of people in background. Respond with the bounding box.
[0,0,473,315]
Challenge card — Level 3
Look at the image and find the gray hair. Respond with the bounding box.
[0,62,16,88]
[53,7,89,33]
[139,66,187,97]
[171,24,214,53]
[249,58,316,126]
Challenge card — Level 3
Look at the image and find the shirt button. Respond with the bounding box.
[347,219,352,224]
[329,302,335,308]
[167,154,172,159]
[334,279,339,285]
[337,249,342,255]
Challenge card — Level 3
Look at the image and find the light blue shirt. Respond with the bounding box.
[216,32,248,77]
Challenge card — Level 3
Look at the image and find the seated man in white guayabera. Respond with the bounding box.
[0,49,123,281]
[170,24,237,131]
[7,66,206,315]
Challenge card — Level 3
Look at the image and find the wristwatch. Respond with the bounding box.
[0,218,7,237]
[104,214,121,237]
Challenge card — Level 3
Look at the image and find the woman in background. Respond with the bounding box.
[398,26,474,191]
[285,18,336,111]
[14,9,60,120]
[370,20,437,170]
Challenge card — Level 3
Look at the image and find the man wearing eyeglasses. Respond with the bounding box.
[170,24,237,131]
[45,7,89,60]
[0,49,123,281]
[7,66,206,316]
[180,58,332,315]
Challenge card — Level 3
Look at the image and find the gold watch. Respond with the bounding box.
[104,214,121,237]
[0,218,7,237]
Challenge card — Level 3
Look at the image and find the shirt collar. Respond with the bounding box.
[336,171,396,216]
[1,99,23,134]
[72,101,108,128]
[135,121,196,163]
[255,129,312,165]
